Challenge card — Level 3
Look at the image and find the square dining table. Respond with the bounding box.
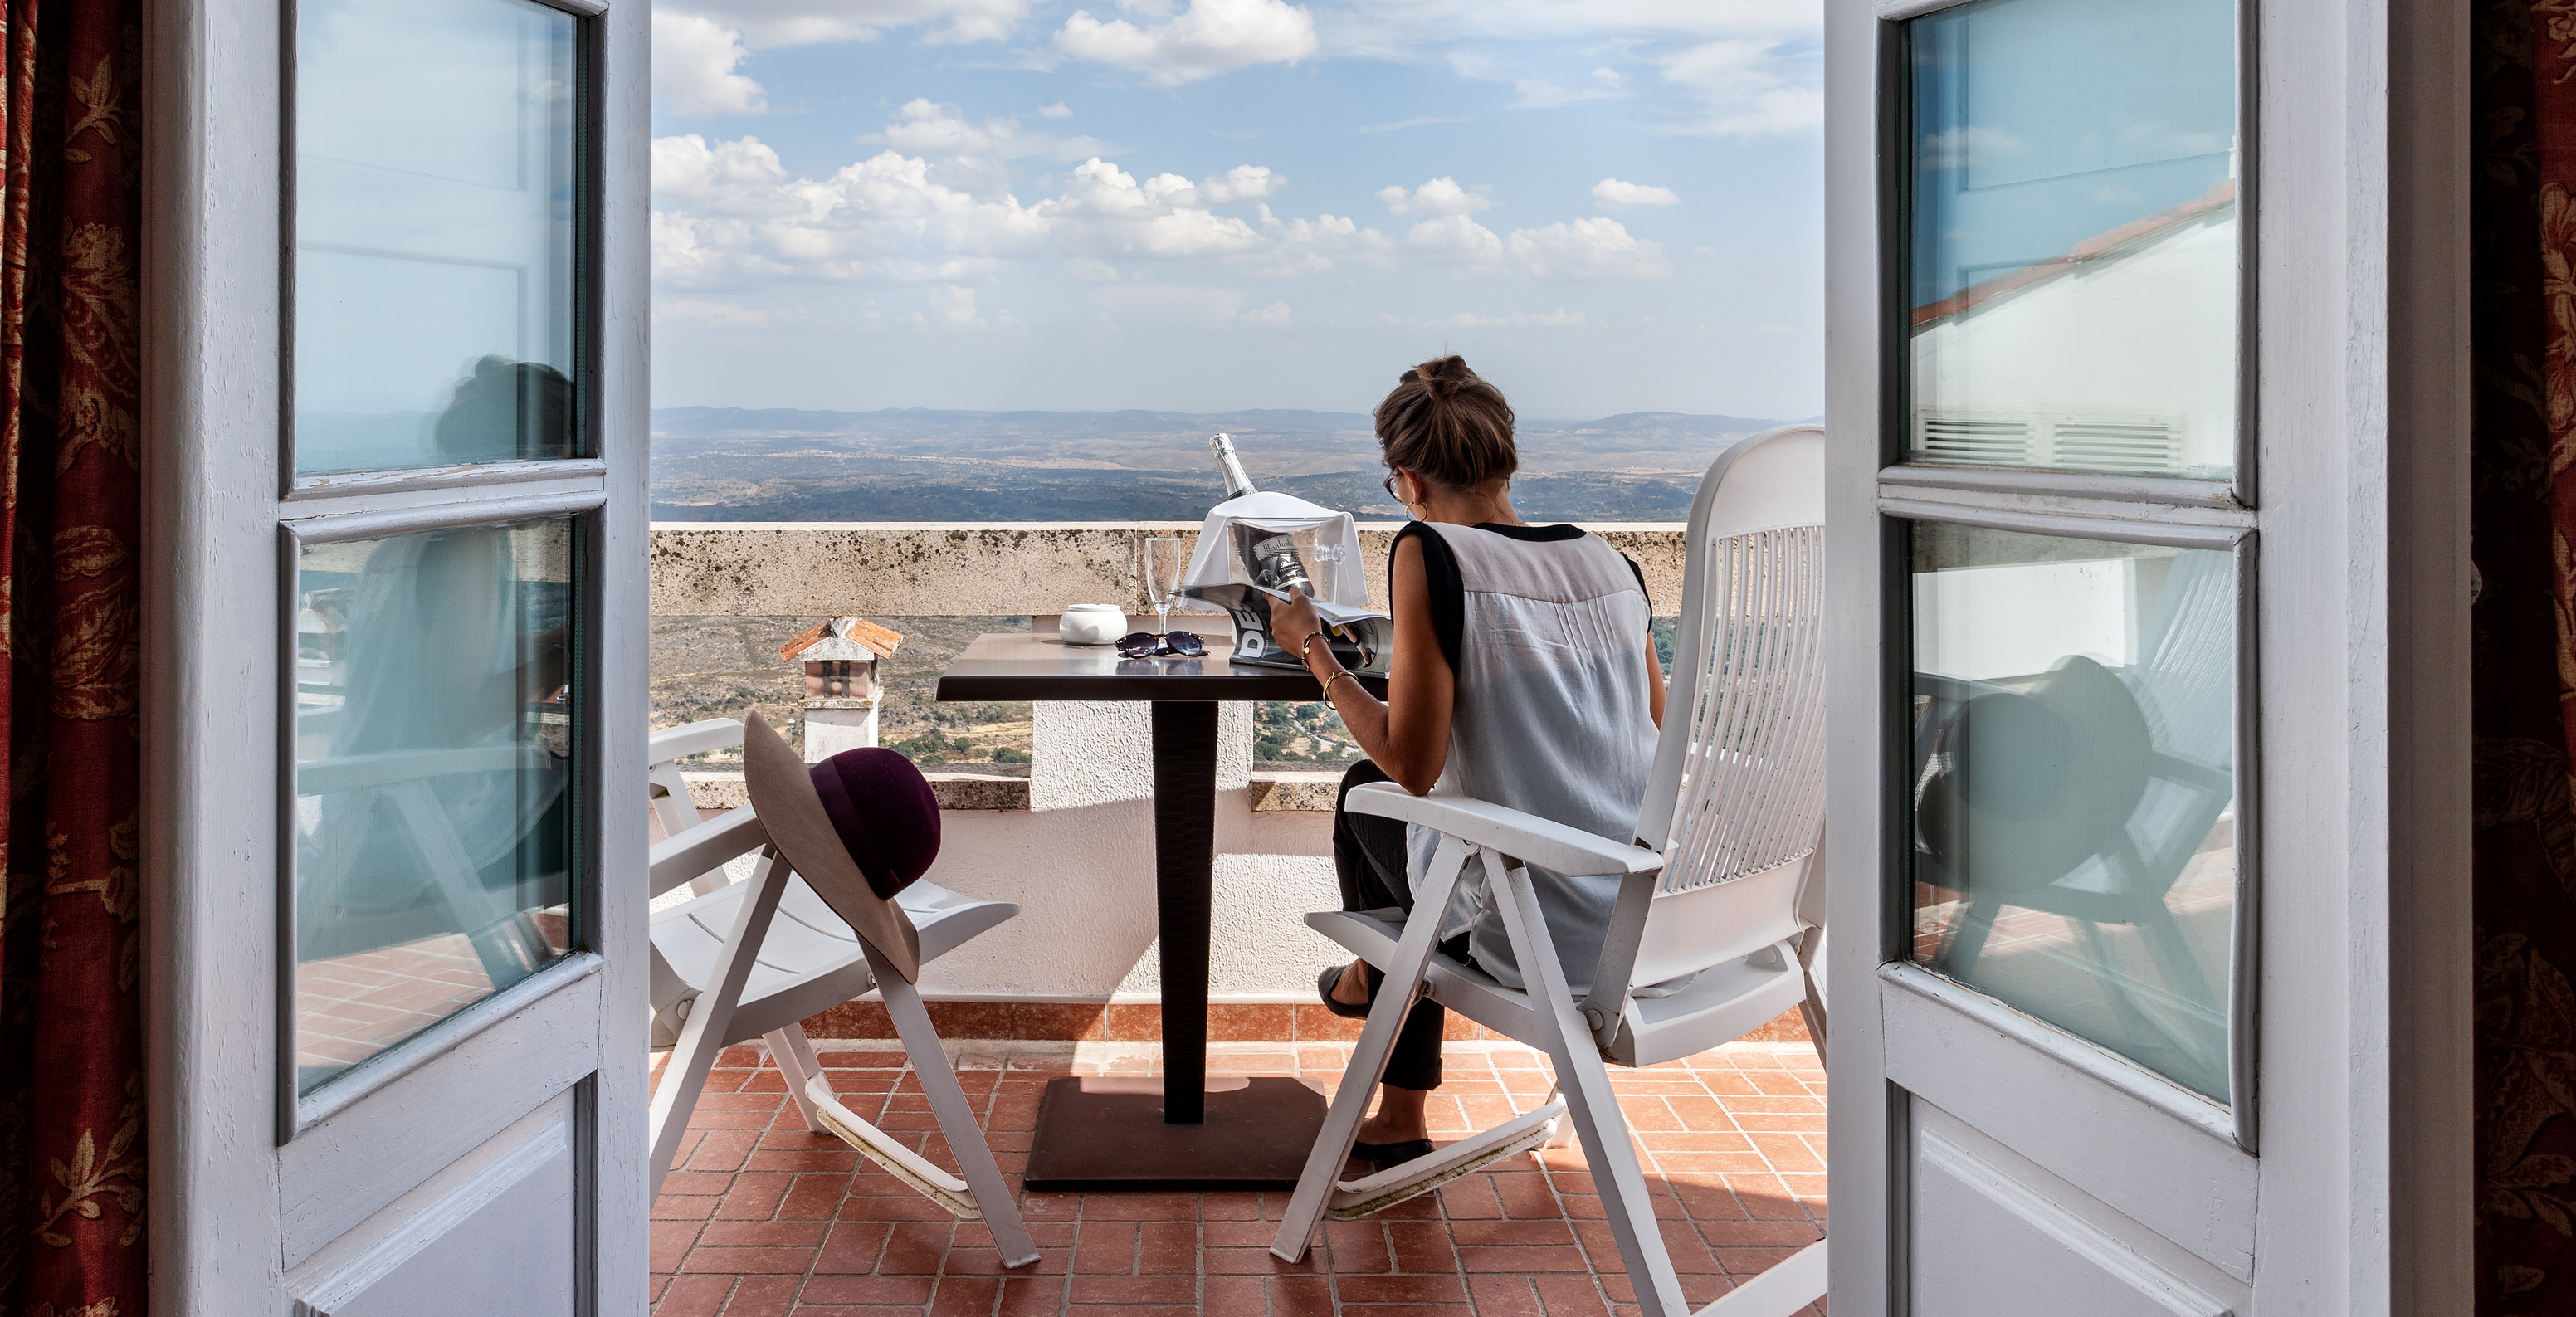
[936,618,1386,1191]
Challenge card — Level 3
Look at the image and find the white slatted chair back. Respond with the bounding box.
[1615,424,1828,998]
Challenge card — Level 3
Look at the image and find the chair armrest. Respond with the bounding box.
[650,717,746,767]
[650,805,768,899]
[1344,783,1661,877]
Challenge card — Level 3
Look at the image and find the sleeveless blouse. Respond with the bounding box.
[1398,523,1660,994]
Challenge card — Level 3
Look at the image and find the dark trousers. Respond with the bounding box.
[1334,761,1470,1092]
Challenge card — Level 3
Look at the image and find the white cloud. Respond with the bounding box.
[1055,0,1319,85]
[1050,158,1268,259]
[1061,257,1124,281]
[1592,66,1625,90]
[1506,217,1671,279]
[1404,213,1505,266]
[653,12,768,115]
[1919,124,2027,171]
[1656,38,1821,137]
[1377,177,1490,217]
[1200,164,1286,204]
[652,134,1051,285]
[1256,207,1393,276]
[1242,300,1292,326]
[666,0,1038,49]
[1592,178,1681,211]
[1037,102,1074,118]
[924,284,991,329]
[868,98,1120,162]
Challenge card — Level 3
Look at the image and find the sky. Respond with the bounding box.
[647,0,1824,421]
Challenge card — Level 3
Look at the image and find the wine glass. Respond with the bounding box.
[1143,536,1184,632]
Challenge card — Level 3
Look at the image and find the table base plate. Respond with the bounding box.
[1023,1076,1329,1191]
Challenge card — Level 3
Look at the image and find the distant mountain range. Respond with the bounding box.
[648,405,1809,523]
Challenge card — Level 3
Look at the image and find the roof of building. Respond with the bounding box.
[1910,178,2237,329]
[782,616,905,664]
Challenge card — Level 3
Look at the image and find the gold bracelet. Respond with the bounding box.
[1319,670,1358,703]
[1301,631,1328,665]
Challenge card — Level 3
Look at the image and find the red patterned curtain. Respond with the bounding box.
[0,0,144,1313]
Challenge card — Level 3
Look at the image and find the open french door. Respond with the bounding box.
[144,0,651,1310]
[1822,0,2470,1312]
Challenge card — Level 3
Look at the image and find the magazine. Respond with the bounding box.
[1178,582,1392,676]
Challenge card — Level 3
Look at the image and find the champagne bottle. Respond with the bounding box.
[1208,432,1315,597]
[1210,432,1257,499]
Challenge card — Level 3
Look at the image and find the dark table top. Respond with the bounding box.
[934,623,1388,703]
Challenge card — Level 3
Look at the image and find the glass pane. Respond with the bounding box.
[295,0,580,476]
[1906,523,2236,1101]
[1905,0,2237,480]
[293,517,578,1094]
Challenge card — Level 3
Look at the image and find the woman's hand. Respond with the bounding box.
[1272,586,1325,667]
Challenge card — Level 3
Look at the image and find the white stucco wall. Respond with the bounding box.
[908,700,1349,1002]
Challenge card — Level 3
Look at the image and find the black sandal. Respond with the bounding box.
[1354,1139,1435,1168]
[1317,962,1373,1018]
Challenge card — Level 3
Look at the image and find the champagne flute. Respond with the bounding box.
[1143,536,1184,632]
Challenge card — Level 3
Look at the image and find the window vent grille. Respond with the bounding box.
[1911,412,2186,474]
[2050,421,2183,472]
[1915,416,2035,465]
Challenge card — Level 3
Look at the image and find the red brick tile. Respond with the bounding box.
[677,1246,817,1275]
[715,1274,801,1315]
[1336,1273,1470,1303]
[1202,1274,1266,1313]
[1321,1219,1392,1272]
[1080,1193,1198,1222]
[1387,1220,1459,1273]
[877,1221,957,1275]
[1072,1221,1137,1274]
[651,1273,735,1317]
[1464,1273,1549,1316]
[812,1222,895,1274]
[1459,1246,1589,1273]
[928,1276,999,1315]
[1137,1221,1199,1274]
[700,1221,828,1249]
[995,1276,1064,1315]
[1067,1274,1195,1304]
[652,1219,703,1274]
[798,1276,936,1305]
[1206,1245,1319,1274]
[1271,1274,1334,1315]
[717,1173,795,1220]
[1534,1272,1618,1315]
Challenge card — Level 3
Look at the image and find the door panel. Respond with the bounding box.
[1881,967,2254,1279]
[280,960,601,1267]
[1908,1106,2247,1317]
[286,1091,580,1317]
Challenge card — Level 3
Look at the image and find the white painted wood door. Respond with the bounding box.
[1819,0,2471,1312]
[142,0,651,1311]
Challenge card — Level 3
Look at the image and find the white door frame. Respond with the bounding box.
[1820,0,2471,1309]
[140,0,651,1310]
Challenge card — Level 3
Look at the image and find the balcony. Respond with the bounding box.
[646,522,1825,1316]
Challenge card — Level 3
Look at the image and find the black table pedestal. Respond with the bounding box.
[1021,701,1328,1190]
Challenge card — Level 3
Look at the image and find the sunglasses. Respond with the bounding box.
[1381,473,1406,508]
[1115,631,1208,659]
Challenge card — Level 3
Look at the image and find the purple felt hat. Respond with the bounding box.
[806,747,941,900]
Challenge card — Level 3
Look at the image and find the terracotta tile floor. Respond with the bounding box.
[651,1037,1827,1315]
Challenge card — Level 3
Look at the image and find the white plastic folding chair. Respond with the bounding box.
[643,718,1036,1267]
[1269,424,1831,1317]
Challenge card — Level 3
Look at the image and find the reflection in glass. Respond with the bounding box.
[1906,523,2236,1100]
[1905,0,2237,479]
[295,0,580,475]
[293,517,577,1094]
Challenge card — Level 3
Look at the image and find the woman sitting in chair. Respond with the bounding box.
[1271,355,1666,1169]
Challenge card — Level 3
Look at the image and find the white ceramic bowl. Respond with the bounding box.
[1060,604,1129,646]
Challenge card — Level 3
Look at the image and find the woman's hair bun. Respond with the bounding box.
[1375,355,1517,495]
